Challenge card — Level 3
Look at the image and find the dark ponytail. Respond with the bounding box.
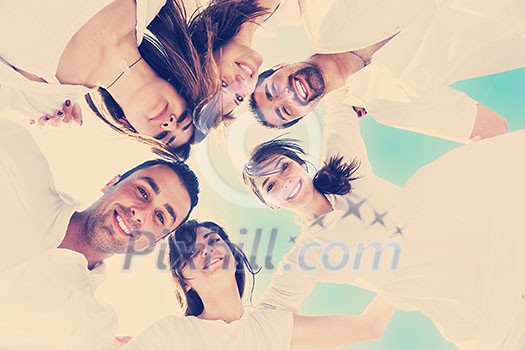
[313,155,361,196]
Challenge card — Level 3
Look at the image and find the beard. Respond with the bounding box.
[84,209,130,255]
[289,64,326,104]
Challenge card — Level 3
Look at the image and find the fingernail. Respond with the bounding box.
[57,111,64,117]
[65,100,71,106]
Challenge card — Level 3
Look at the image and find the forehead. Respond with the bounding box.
[195,226,217,241]
[251,155,299,187]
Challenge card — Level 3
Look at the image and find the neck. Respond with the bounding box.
[197,278,244,324]
[296,190,334,222]
[103,57,160,116]
[58,211,110,269]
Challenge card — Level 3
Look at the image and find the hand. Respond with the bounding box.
[113,336,133,349]
[352,106,368,119]
[29,100,83,127]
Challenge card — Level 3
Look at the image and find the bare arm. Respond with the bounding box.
[291,296,395,349]
[469,103,508,140]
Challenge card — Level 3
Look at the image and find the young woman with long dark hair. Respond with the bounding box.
[187,0,280,142]
[122,219,395,349]
[0,0,216,159]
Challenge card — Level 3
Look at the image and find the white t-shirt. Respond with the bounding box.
[0,118,79,271]
[0,249,117,350]
[0,118,117,350]
[0,0,166,117]
[123,309,294,350]
[259,89,525,350]
[272,0,525,143]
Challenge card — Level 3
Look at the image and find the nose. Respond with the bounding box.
[276,87,295,104]
[130,206,146,225]
[202,245,214,257]
[161,114,175,129]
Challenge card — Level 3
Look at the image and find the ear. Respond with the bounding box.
[101,174,121,193]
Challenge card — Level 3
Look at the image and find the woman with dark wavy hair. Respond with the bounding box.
[122,219,394,349]
[187,0,281,142]
[243,89,525,350]
[0,0,217,159]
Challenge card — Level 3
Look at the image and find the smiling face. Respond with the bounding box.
[122,78,195,148]
[251,62,326,127]
[251,155,316,212]
[215,39,263,117]
[84,164,192,254]
[182,226,236,291]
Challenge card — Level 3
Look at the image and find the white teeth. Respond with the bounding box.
[205,257,222,269]
[116,214,130,235]
[238,62,254,77]
[287,182,301,200]
[294,79,307,100]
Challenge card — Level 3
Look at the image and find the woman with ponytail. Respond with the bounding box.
[243,87,525,349]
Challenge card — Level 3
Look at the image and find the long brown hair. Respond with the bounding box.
[188,0,271,133]
[86,0,218,160]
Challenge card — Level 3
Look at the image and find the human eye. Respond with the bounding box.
[235,93,244,103]
[138,187,148,200]
[189,248,200,259]
[177,113,188,123]
[210,237,220,245]
[221,80,228,88]
[155,210,165,225]
[154,131,168,141]
[266,182,275,193]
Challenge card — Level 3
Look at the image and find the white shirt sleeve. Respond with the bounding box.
[257,237,321,312]
[0,58,87,118]
[365,81,478,143]
[322,88,374,176]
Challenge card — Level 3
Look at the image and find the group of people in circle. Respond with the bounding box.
[2,0,525,349]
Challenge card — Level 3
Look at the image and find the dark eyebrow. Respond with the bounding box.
[165,204,176,226]
[275,108,286,121]
[264,84,272,101]
[141,177,177,226]
[141,176,159,194]
[260,157,284,189]
[167,136,175,145]
[203,230,217,239]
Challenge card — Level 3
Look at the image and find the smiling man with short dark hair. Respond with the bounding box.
[250,0,524,142]
[0,118,199,350]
